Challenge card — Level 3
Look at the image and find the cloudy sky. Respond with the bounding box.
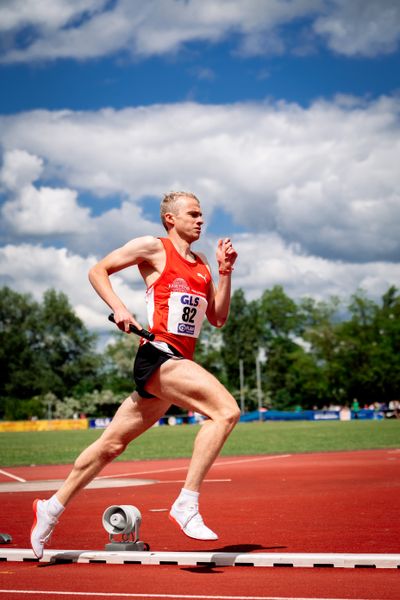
[1,0,400,330]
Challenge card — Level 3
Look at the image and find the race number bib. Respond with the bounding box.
[167,292,208,337]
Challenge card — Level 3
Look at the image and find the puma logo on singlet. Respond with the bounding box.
[197,273,208,283]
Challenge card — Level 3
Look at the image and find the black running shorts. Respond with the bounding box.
[133,341,183,398]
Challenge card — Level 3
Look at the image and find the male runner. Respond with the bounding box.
[31,191,239,558]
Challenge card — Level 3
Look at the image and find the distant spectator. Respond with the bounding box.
[340,406,351,421]
[388,400,400,419]
[351,398,360,419]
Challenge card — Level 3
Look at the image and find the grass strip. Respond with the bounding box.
[0,419,399,467]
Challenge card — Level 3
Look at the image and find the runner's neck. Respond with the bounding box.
[168,235,196,263]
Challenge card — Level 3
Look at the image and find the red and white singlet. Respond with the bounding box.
[145,237,211,359]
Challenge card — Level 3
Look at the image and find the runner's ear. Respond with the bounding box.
[164,212,175,228]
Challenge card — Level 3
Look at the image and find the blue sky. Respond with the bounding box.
[1,0,400,329]
[1,29,399,113]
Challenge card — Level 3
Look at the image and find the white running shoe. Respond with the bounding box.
[169,502,218,541]
[30,499,59,559]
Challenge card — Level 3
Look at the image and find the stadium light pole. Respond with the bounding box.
[256,348,267,421]
[256,355,262,421]
[239,358,245,414]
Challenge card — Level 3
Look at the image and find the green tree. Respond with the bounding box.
[0,287,101,419]
[259,286,303,344]
[376,286,400,400]
[54,389,122,418]
[3,283,398,420]
[298,296,345,407]
[258,286,304,409]
[0,287,44,417]
[221,289,260,396]
[36,289,101,399]
[284,347,330,409]
[194,320,226,384]
[333,287,400,406]
[102,330,139,395]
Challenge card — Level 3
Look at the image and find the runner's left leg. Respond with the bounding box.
[146,358,240,492]
[145,358,240,540]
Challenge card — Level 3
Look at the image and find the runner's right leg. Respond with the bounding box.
[56,393,170,506]
[31,393,170,557]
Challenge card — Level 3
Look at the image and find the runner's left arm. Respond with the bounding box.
[204,238,238,328]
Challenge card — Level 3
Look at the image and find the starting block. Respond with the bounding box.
[102,505,149,551]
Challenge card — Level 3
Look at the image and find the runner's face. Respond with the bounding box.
[173,197,204,241]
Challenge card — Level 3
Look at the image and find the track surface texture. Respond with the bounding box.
[0,449,399,599]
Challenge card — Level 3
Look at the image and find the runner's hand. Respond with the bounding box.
[112,308,142,334]
[216,238,237,271]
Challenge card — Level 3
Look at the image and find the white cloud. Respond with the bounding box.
[0,149,91,235]
[1,237,399,336]
[0,0,319,62]
[0,96,399,327]
[0,243,147,330]
[0,0,106,31]
[232,233,400,302]
[1,96,399,261]
[0,148,42,189]
[0,149,162,253]
[0,0,398,63]
[78,201,163,256]
[314,0,400,57]
[2,185,90,235]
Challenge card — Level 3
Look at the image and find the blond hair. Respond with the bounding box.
[160,191,200,231]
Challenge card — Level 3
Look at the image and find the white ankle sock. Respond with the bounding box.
[175,488,199,507]
[47,494,65,517]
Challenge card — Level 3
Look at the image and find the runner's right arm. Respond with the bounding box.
[88,236,161,333]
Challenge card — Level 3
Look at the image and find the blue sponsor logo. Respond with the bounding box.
[180,294,200,307]
[89,418,112,429]
[178,322,195,335]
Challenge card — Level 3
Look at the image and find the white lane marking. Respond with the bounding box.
[0,476,229,494]
[0,478,158,494]
[95,455,291,480]
[213,456,292,468]
[0,591,371,600]
[0,469,26,483]
[156,479,232,484]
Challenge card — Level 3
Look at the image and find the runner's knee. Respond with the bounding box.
[216,402,241,429]
[229,405,241,426]
[98,437,127,461]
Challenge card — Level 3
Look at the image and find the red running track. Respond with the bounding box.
[0,449,399,600]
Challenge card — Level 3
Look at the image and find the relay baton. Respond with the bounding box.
[108,313,155,341]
